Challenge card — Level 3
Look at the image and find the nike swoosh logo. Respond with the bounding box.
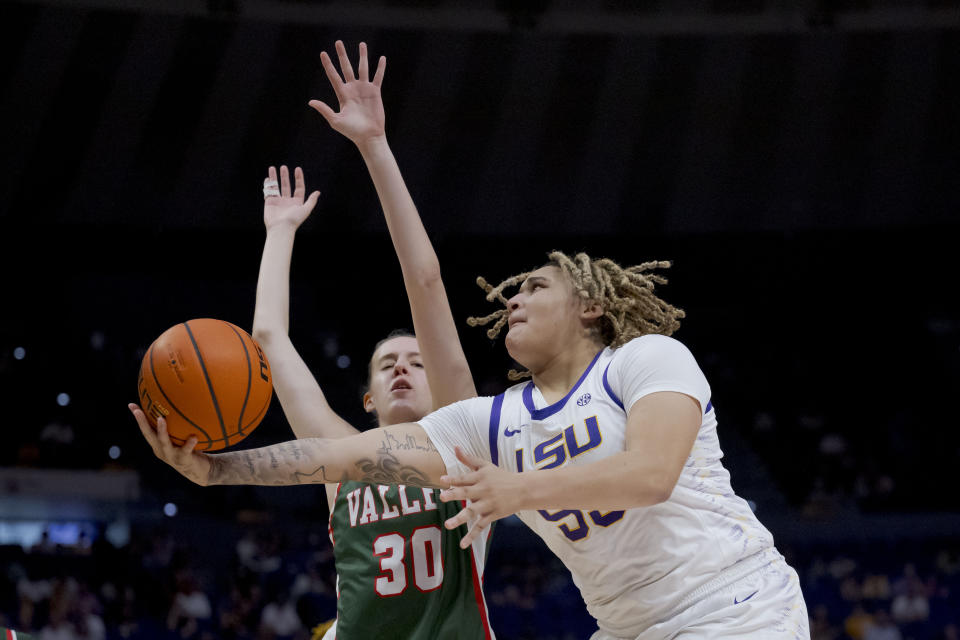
[734,590,758,605]
[504,427,521,437]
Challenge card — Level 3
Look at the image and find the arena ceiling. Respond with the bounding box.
[1,0,958,238]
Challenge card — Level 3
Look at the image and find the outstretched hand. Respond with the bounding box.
[262,165,320,231]
[439,447,527,549]
[308,40,386,146]
[128,403,212,487]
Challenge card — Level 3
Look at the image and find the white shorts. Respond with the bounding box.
[591,558,810,640]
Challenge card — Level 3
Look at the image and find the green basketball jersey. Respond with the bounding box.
[327,481,494,639]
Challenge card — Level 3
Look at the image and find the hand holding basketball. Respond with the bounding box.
[129,404,212,486]
[137,318,273,451]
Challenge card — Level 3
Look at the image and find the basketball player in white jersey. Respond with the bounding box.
[132,250,810,639]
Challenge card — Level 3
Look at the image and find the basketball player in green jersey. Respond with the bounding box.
[251,41,494,638]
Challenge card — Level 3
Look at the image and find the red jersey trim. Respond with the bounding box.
[463,500,493,640]
[328,482,342,547]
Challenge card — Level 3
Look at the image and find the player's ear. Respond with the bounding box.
[362,391,376,414]
[580,300,603,321]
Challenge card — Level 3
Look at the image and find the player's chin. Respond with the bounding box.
[383,399,429,424]
[504,332,534,366]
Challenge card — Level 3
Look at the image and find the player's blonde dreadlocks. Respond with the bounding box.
[467,251,685,379]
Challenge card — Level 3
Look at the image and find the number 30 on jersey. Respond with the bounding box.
[373,525,443,596]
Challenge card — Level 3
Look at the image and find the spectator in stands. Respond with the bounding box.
[30,531,55,555]
[862,571,892,604]
[166,571,212,639]
[258,588,302,640]
[864,608,902,640]
[217,581,261,640]
[891,575,930,625]
[39,607,79,640]
[844,603,873,640]
[72,583,104,640]
[809,603,840,640]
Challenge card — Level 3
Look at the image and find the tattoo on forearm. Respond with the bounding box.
[205,435,435,488]
[207,455,224,484]
[378,429,438,454]
[292,465,335,484]
[207,440,333,486]
[282,441,302,461]
[356,451,431,487]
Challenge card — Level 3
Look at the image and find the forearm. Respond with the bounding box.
[356,136,477,406]
[206,438,338,486]
[265,337,359,440]
[518,450,675,511]
[206,423,446,488]
[252,224,297,340]
[356,136,440,283]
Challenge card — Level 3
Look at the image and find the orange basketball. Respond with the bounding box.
[137,318,272,451]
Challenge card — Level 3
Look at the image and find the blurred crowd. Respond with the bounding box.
[0,523,336,640]
[799,541,960,640]
[1,521,958,640]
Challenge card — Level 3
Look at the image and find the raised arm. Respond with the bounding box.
[129,404,446,488]
[309,40,476,409]
[252,165,357,441]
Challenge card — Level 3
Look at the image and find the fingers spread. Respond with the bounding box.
[454,446,483,470]
[440,469,477,488]
[439,487,467,503]
[357,42,369,82]
[373,55,386,87]
[335,40,355,82]
[280,165,291,198]
[460,523,488,549]
[459,521,490,550]
[308,99,337,124]
[319,51,344,103]
[444,504,473,531]
[293,166,305,200]
[263,166,280,199]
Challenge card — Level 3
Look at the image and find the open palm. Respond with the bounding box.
[309,40,386,144]
[263,165,320,231]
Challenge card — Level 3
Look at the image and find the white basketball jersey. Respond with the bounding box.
[420,335,776,637]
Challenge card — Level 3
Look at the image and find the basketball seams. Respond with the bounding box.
[183,320,230,445]
[242,390,272,432]
[224,322,254,434]
[146,343,216,448]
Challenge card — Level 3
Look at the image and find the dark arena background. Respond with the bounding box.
[1,0,959,638]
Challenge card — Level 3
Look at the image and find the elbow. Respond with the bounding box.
[251,326,281,346]
[641,474,677,506]
[409,263,443,289]
[648,486,673,506]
